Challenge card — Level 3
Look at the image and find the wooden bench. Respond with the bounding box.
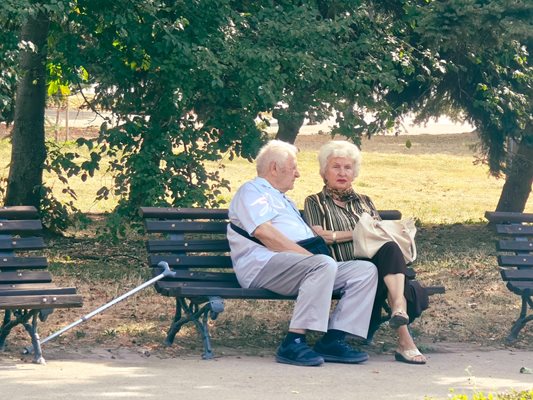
[141,206,445,359]
[485,211,533,343]
[0,206,83,363]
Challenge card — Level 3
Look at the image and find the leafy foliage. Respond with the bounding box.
[0,1,27,124]
[2,0,531,231]
[234,1,413,143]
[393,0,532,175]
[58,0,269,217]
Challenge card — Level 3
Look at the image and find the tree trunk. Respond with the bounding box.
[273,108,306,144]
[5,11,50,208]
[495,136,533,212]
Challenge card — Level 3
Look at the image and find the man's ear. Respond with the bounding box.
[269,161,279,175]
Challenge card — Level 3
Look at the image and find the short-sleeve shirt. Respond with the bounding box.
[228,177,314,288]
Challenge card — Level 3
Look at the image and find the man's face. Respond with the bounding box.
[272,156,300,193]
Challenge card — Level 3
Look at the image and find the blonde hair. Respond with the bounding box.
[318,140,361,178]
[256,140,298,176]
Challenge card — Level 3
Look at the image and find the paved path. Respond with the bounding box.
[1,346,531,399]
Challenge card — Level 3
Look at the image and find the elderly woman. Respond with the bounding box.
[303,140,427,365]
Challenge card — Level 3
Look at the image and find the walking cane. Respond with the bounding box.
[24,261,176,355]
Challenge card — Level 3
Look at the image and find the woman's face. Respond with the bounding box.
[323,156,355,191]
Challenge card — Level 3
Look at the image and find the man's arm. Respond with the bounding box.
[254,221,312,255]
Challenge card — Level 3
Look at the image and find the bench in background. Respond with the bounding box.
[0,206,83,363]
[141,206,444,359]
[485,211,533,343]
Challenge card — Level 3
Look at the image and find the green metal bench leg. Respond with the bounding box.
[0,309,43,362]
[22,310,45,364]
[164,297,224,359]
[164,299,205,347]
[164,298,184,346]
[506,293,533,343]
[1,310,33,351]
[193,309,214,360]
[0,310,13,351]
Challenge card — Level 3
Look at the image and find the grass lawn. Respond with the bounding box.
[0,131,532,363]
[2,131,530,220]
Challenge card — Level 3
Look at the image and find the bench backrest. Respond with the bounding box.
[0,207,50,293]
[140,207,403,296]
[0,206,81,310]
[485,211,533,289]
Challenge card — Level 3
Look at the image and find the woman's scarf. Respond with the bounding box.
[324,186,358,203]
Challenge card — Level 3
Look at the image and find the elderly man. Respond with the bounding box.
[227,140,378,366]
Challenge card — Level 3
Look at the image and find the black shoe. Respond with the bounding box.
[314,339,369,364]
[275,338,324,367]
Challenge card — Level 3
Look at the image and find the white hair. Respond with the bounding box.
[256,140,298,176]
[318,140,361,178]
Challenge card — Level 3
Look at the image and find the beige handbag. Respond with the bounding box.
[352,212,417,263]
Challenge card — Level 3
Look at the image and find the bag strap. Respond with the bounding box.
[229,223,264,246]
[230,218,318,247]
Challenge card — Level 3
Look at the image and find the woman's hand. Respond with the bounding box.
[311,225,336,244]
[311,225,353,245]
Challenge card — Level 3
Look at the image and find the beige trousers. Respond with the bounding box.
[251,253,378,338]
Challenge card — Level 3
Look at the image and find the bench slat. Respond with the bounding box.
[164,287,294,299]
[506,281,533,296]
[149,255,233,268]
[0,283,56,290]
[140,207,230,220]
[0,294,83,310]
[486,211,533,224]
[157,280,242,289]
[0,237,46,251]
[500,269,533,281]
[0,256,48,269]
[157,284,342,300]
[154,269,239,282]
[147,239,230,253]
[496,224,533,236]
[145,220,227,234]
[0,287,78,296]
[157,282,445,300]
[426,286,446,295]
[0,271,52,284]
[497,255,533,267]
[0,206,39,220]
[0,220,43,234]
[140,207,403,221]
[497,240,533,252]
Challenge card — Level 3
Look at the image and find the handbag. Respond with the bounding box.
[230,223,330,256]
[296,236,331,256]
[352,212,417,263]
[405,279,429,320]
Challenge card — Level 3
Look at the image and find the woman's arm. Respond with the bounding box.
[304,195,353,245]
[310,225,353,245]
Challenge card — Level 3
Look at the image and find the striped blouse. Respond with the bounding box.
[303,187,381,262]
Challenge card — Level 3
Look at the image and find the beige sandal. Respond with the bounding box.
[394,348,426,365]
